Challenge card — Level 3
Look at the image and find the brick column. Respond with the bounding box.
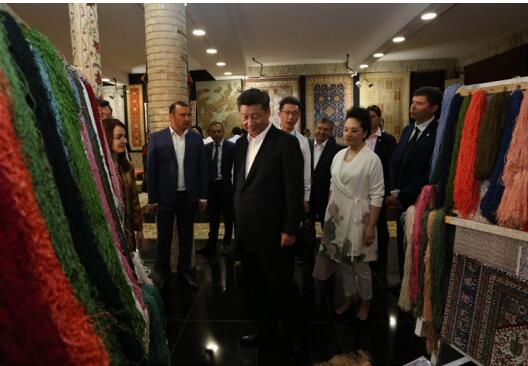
[144,3,189,132]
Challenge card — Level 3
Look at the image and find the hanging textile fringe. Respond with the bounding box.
[453,90,487,218]
[497,90,528,230]
[133,251,154,286]
[429,209,451,333]
[398,205,416,311]
[24,28,148,362]
[480,90,524,223]
[142,284,171,365]
[474,92,509,180]
[444,96,472,212]
[430,83,463,181]
[422,211,437,323]
[416,210,431,316]
[410,185,436,305]
[0,73,108,365]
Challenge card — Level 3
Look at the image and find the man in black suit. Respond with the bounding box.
[366,105,397,283]
[233,88,305,360]
[199,121,235,256]
[147,101,208,290]
[309,118,345,231]
[386,87,442,280]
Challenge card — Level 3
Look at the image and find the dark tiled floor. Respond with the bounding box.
[139,237,431,366]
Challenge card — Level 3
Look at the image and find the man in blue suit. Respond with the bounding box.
[198,121,236,256]
[147,101,208,289]
[386,87,442,281]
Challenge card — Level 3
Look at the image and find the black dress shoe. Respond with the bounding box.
[240,333,259,347]
[179,272,199,290]
[221,245,231,255]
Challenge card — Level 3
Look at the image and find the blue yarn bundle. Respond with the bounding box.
[480,90,524,223]
[430,83,463,182]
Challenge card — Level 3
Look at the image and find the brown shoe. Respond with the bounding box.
[355,300,370,321]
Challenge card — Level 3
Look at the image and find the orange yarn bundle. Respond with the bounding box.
[453,90,487,218]
[497,91,528,229]
[0,76,109,365]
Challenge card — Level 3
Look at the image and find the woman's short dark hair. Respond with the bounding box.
[345,107,372,139]
[366,105,382,117]
[237,88,270,112]
[102,118,131,173]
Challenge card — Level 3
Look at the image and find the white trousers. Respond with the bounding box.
[341,261,372,300]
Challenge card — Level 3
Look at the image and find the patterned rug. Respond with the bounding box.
[441,254,528,365]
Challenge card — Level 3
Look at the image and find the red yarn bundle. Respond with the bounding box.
[453,90,487,218]
[497,91,528,230]
[410,185,436,305]
[0,77,109,365]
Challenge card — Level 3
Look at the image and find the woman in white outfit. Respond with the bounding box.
[313,107,384,320]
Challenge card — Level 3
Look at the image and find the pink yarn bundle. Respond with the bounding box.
[453,90,487,218]
[497,91,528,230]
[410,185,436,305]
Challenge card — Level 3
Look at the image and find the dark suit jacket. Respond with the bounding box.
[389,120,438,209]
[373,132,397,195]
[309,139,345,216]
[205,139,235,194]
[233,124,304,253]
[147,128,208,205]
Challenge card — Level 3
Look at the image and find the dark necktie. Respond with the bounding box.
[212,143,220,179]
[398,126,420,185]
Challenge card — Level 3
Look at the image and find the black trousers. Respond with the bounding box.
[239,245,304,345]
[207,180,234,248]
[371,204,390,273]
[396,208,405,280]
[156,191,197,278]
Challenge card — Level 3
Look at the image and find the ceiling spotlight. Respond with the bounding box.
[355,81,361,87]
[206,48,218,54]
[216,62,226,67]
[421,12,437,20]
[359,64,368,69]
[224,72,232,76]
[192,29,206,36]
[373,52,384,58]
[392,36,405,43]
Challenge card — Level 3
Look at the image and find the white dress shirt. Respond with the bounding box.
[409,116,435,142]
[245,123,272,178]
[366,127,382,152]
[228,134,241,143]
[313,139,328,169]
[292,130,312,202]
[211,139,223,180]
[170,126,188,191]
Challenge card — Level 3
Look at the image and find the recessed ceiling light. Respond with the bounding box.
[102,78,111,82]
[192,29,206,36]
[224,72,232,76]
[421,12,437,21]
[359,64,368,69]
[392,36,405,43]
[216,62,226,67]
[206,48,217,54]
[373,52,384,58]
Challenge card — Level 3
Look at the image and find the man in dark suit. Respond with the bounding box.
[386,87,442,280]
[147,101,208,290]
[198,121,235,256]
[309,117,345,230]
[233,88,306,360]
[366,105,397,283]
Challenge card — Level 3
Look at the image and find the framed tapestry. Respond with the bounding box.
[305,75,353,142]
[243,77,301,130]
[126,84,146,151]
[359,72,410,139]
[196,80,242,136]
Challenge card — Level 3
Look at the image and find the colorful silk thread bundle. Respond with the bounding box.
[480,90,524,223]
[410,185,436,305]
[474,92,509,181]
[497,90,528,230]
[430,83,463,182]
[444,96,472,212]
[453,90,487,218]
[398,205,416,311]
